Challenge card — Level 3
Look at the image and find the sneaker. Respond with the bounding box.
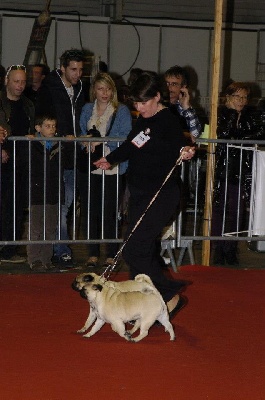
[1,255,27,264]
[30,260,47,272]
[102,257,115,267]
[58,254,74,268]
[86,256,99,268]
[44,263,60,272]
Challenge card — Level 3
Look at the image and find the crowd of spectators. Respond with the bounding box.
[1,54,265,273]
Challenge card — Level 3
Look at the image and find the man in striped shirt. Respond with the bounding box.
[164,65,202,141]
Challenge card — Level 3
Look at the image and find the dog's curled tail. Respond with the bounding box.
[135,274,166,305]
[134,274,154,286]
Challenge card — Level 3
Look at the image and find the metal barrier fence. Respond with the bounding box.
[0,136,124,248]
[1,136,265,267]
[172,138,265,267]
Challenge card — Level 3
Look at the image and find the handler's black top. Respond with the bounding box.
[106,107,188,193]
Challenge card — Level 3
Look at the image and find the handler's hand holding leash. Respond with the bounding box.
[93,145,196,279]
[179,146,196,161]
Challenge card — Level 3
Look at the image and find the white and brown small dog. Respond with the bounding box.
[72,272,168,336]
[79,281,175,342]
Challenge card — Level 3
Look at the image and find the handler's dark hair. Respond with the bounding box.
[128,67,143,87]
[129,71,163,103]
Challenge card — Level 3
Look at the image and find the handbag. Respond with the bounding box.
[78,110,117,173]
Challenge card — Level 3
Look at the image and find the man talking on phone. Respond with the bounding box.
[164,65,201,141]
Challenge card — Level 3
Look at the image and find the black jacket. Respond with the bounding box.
[35,70,85,169]
[0,88,35,135]
[0,88,35,166]
[106,108,188,194]
[30,139,64,205]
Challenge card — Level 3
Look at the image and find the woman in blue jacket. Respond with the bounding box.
[79,72,132,268]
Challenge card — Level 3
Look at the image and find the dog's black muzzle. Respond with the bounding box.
[80,288,88,300]
[71,280,80,292]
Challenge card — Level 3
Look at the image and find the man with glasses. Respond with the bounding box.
[0,64,35,264]
[162,66,202,246]
[35,49,85,268]
[164,65,201,141]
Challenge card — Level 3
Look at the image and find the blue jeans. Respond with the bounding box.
[54,169,75,257]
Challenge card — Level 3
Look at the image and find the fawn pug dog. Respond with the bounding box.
[80,281,175,342]
[72,272,166,335]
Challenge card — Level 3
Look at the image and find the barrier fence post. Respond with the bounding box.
[202,0,224,265]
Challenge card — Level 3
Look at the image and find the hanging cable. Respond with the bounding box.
[117,18,141,77]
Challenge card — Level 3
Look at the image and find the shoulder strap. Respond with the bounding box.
[106,108,118,137]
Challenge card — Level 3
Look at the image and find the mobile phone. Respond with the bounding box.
[180,85,188,96]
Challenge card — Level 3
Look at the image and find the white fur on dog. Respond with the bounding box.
[73,272,163,334]
[73,273,175,342]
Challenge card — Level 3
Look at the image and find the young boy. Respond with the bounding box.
[27,114,63,271]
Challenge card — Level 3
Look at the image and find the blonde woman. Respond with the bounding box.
[79,72,132,267]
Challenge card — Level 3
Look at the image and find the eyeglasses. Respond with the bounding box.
[6,65,26,77]
[231,94,248,101]
[166,81,181,87]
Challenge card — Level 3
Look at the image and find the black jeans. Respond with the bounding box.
[123,183,183,303]
[211,181,244,254]
[0,161,28,258]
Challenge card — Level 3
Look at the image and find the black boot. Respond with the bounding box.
[213,246,225,265]
[224,246,239,265]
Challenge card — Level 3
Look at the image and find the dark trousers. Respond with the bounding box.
[27,204,58,264]
[211,181,244,253]
[78,172,121,258]
[123,183,183,303]
[0,162,28,257]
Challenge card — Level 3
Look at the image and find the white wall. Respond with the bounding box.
[110,24,161,76]
[160,27,212,98]
[1,15,56,68]
[1,12,265,98]
[229,31,257,82]
[258,31,265,63]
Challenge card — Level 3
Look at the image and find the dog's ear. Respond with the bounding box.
[83,274,94,283]
[92,284,103,292]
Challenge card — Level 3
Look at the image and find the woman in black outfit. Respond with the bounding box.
[212,81,265,265]
[95,72,195,316]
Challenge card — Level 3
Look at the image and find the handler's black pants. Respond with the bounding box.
[123,183,183,303]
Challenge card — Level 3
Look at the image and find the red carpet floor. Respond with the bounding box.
[1,265,265,400]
